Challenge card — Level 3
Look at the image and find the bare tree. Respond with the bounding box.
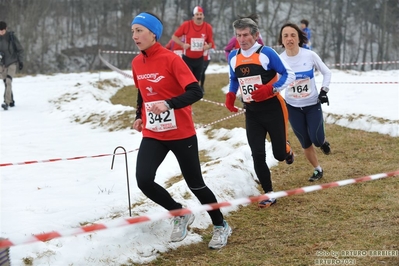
[2,0,398,73]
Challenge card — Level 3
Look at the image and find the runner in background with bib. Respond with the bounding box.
[171,6,214,93]
[225,18,296,209]
[279,22,332,182]
[131,11,231,249]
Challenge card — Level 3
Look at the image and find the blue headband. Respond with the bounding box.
[132,13,163,41]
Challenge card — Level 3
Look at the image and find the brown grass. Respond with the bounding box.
[111,71,399,266]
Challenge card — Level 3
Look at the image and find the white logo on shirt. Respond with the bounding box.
[137,73,165,83]
[147,76,165,83]
[145,86,157,96]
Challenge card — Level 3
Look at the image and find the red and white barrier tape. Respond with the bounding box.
[326,60,399,67]
[329,81,398,84]
[200,98,244,111]
[98,52,133,79]
[0,150,137,167]
[100,50,399,86]
[100,49,275,55]
[99,50,139,54]
[197,111,245,128]
[0,170,397,249]
[100,50,399,68]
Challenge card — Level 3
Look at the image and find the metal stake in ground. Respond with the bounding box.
[111,146,132,217]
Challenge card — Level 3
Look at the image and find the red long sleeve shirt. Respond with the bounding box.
[132,43,198,140]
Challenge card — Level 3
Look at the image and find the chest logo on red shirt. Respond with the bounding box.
[146,86,157,96]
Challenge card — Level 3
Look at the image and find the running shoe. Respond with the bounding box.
[258,198,277,208]
[320,141,331,155]
[1,103,8,110]
[309,169,323,182]
[208,220,232,249]
[170,213,194,242]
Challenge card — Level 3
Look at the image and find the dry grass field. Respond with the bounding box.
[111,73,399,266]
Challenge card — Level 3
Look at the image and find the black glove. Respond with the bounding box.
[318,90,329,105]
[19,62,23,70]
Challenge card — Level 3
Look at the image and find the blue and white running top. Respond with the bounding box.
[280,47,331,108]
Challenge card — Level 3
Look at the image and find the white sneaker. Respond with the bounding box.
[208,220,232,249]
[170,213,194,242]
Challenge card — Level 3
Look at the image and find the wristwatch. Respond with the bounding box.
[273,87,278,94]
[321,87,329,93]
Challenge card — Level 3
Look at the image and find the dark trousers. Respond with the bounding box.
[136,135,224,226]
[200,59,210,90]
[182,55,204,82]
[0,63,16,105]
[245,96,290,193]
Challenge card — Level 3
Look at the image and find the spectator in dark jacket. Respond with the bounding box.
[0,21,24,110]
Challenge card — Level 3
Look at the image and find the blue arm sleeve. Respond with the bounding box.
[228,50,239,93]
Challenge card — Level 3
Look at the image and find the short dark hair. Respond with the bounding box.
[0,21,7,30]
[300,19,309,27]
[278,22,308,48]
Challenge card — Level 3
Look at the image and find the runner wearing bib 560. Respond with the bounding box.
[225,17,296,209]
